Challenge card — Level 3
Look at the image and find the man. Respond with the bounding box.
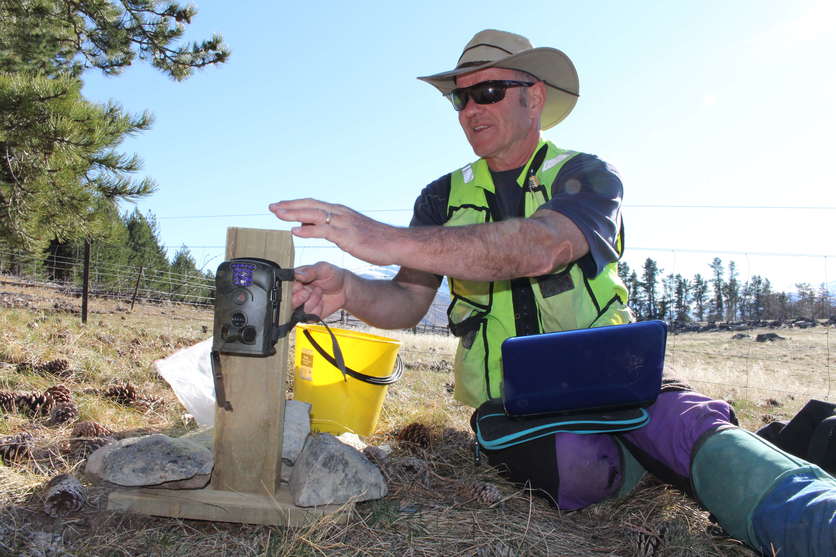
[271,30,835,557]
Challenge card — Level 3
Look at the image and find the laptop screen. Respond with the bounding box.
[500,320,667,417]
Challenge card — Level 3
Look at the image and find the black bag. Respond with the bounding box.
[470,398,650,505]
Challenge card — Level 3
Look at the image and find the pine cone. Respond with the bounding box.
[130,396,161,413]
[48,402,79,425]
[103,383,137,405]
[37,359,71,377]
[44,384,73,405]
[0,390,16,412]
[130,398,151,413]
[70,421,114,454]
[0,432,34,465]
[43,474,86,517]
[397,422,432,449]
[15,391,53,416]
[459,480,503,506]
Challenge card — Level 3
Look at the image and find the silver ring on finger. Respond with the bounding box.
[324,211,332,225]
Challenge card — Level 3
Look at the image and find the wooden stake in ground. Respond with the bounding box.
[108,227,345,526]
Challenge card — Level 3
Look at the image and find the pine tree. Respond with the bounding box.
[673,274,691,325]
[617,261,632,284]
[692,273,708,322]
[170,245,211,302]
[627,271,641,317]
[723,261,740,322]
[0,1,229,251]
[708,258,724,322]
[125,209,169,296]
[815,284,833,320]
[640,258,661,319]
[659,273,676,324]
[795,283,816,320]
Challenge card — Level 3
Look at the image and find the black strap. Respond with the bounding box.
[302,329,403,385]
[210,350,233,412]
[448,310,487,338]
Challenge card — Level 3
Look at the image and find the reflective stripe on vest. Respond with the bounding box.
[445,139,633,408]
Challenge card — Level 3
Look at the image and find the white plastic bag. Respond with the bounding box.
[154,338,216,426]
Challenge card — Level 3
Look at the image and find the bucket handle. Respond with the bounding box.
[302,329,403,385]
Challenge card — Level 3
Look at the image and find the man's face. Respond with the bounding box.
[455,67,543,171]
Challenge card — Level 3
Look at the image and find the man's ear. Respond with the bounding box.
[529,81,547,117]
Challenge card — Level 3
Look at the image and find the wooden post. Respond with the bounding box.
[81,239,90,324]
[210,227,292,495]
[130,266,144,312]
[108,228,346,526]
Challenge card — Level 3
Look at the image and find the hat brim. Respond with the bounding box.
[417,47,579,130]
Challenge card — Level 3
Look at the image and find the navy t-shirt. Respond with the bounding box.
[409,153,623,278]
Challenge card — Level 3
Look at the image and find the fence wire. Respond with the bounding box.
[1,248,833,403]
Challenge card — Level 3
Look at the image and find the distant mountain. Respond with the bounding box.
[352,264,451,327]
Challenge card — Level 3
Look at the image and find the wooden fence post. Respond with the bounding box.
[130,266,144,312]
[81,239,90,324]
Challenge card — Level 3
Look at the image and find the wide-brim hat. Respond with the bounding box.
[417,29,579,130]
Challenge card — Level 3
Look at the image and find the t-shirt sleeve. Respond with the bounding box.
[407,173,451,285]
[542,153,623,277]
[409,173,451,227]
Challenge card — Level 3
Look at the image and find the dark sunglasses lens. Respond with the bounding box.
[449,83,509,111]
[450,90,467,111]
[471,83,506,105]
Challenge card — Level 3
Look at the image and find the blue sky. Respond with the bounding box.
[81,0,836,291]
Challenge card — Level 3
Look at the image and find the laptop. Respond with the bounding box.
[500,320,667,417]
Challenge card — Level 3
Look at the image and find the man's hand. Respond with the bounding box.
[291,261,438,330]
[292,262,349,319]
[269,198,400,266]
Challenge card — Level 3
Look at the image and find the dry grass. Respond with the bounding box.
[4,283,831,556]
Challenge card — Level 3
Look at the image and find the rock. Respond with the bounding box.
[280,400,311,482]
[731,333,750,340]
[85,433,212,487]
[289,433,386,507]
[756,333,786,342]
[337,432,367,452]
[179,427,214,450]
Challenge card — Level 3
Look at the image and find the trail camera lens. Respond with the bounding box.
[231,312,246,327]
[241,326,257,344]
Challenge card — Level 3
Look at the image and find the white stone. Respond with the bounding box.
[289,433,387,507]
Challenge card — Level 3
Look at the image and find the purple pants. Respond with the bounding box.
[555,390,734,509]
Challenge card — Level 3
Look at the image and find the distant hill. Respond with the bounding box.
[353,264,451,327]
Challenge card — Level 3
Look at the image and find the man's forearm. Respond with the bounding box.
[394,211,587,281]
[342,273,434,329]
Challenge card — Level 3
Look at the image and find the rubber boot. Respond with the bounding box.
[772,399,836,460]
[691,426,836,556]
[807,415,836,474]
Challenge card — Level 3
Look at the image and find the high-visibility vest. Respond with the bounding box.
[445,140,633,407]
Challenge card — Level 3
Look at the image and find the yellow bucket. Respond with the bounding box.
[293,324,402,436]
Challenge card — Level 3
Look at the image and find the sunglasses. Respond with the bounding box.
[446,80,535,111]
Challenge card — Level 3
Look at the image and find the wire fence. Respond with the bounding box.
[1,246,833,403]
[0,248,215,306]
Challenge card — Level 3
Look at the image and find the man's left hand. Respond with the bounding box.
[269,198,399,266]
